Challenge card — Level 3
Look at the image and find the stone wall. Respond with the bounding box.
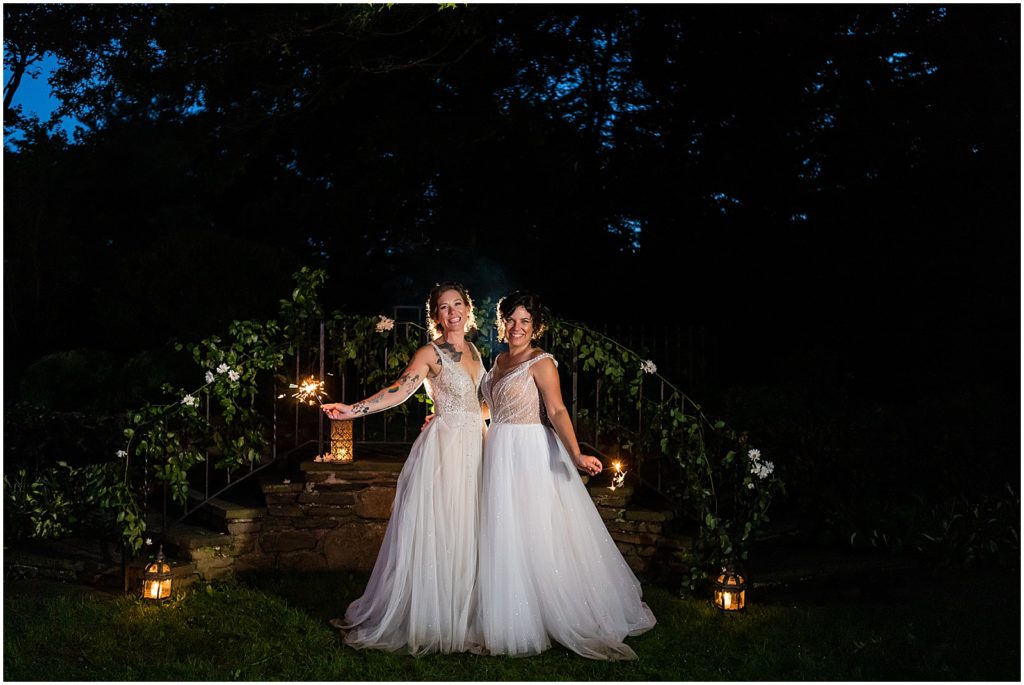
[248,460,402,573]
[248,459,691,577]
[588,485,692,575]
[4,457,692,590]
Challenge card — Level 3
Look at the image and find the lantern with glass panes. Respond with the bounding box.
[712,567,746,611]
[142,545,173,602]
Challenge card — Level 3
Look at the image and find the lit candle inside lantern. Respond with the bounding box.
[330,419,354,463]
[712,568,747,611]
[142,545,173,602]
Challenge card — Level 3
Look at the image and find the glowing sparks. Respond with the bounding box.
[609,460,627,491]
[290,377,328,406]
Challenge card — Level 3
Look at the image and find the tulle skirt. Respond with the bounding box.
[477,423,656,660]
[341,411,485,655]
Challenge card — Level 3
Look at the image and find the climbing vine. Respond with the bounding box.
[6,269,783,591]
[547,320,785,592]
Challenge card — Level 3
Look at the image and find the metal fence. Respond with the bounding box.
[171,311,715,525]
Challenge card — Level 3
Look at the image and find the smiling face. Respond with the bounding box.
[502,305,534,348]
[435,288,469,335]
[496,291,547,346]
[425,281,475,339]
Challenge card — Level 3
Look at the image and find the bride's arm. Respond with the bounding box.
[532,358,602,476]
[323,345,437,420]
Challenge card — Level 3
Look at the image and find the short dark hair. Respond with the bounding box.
[496,290,548,343]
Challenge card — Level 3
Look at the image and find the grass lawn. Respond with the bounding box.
[4,566,1019,681]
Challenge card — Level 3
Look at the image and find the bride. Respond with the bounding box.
[476,291,656,660]
[322,282,487,655]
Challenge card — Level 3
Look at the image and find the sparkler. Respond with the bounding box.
[289,376,328,406]
[609,460,627,491]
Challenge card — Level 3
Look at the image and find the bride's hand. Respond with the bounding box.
[420,413,436,431]
[572,454,602,476]
[322,403,355,420]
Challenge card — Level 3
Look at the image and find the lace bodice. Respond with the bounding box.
[422,342,485,416]
[482,353,556,425]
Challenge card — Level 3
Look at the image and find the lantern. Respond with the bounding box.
[142,545,173,602]
[712,567,746,611]
[330,419,354,463]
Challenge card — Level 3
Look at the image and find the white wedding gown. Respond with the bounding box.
[340,342,486,655]
[477,353,656,660]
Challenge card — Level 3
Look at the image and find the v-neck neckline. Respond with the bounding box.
[432,341,481,387]
[489,351,546,386]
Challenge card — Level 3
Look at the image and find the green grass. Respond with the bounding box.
[4,568,1019,681]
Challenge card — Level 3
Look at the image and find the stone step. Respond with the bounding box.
[587,484,635,507]
[156,522,241,584]
[300,459,403,485]
[4,537,204,594]
[5,540,125,591]
[187,488,266,534]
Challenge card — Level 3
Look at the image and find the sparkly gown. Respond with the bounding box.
[340,342,486,655]
[477,353,656,660]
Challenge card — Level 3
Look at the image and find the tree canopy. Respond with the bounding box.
[3,4,1018,396]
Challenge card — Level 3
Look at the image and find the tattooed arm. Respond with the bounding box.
[322,345,437,420]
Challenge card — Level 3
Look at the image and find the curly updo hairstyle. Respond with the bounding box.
[496,290,549,344]
[425,281,478,340]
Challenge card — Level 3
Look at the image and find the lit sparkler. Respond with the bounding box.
[609,460,627,491]
[289,377,328,406]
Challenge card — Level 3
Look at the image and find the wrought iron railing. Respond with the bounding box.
[167,311,710,528]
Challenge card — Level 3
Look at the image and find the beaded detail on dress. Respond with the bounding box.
[482,353,555,425]
[423,342,484,415]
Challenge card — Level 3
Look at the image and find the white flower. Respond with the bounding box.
[747,482,755,490]
[640,359,658,374]
[375,315,395,333]
[216,363,229,374]
[227,369,240,382]
[749,459,774,480]
[205,370,215,384]
[748,448,762,461]
[313,455,323,462]
[116,449,128,459]
[145,538,153,546]
[182,394,198,407]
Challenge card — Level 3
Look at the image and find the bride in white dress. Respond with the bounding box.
[322,282,486,655]
[477,291,656,661]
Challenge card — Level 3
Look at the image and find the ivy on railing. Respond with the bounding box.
[546,319,786,592]
[5,268,783,593]
[4,268,325,554]
[112,286,309,552]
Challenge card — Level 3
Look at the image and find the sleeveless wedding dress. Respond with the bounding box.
[340,341,486,655]
[477,352,656,660]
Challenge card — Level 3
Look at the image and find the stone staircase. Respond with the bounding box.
[154,491,268,587]
[5,449,690,592]
[587,484,693,575]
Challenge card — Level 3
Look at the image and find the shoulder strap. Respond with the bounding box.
[526,352,557,369]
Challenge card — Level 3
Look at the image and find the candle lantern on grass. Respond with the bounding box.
[712,567,746,612]
[142,545,173,602]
